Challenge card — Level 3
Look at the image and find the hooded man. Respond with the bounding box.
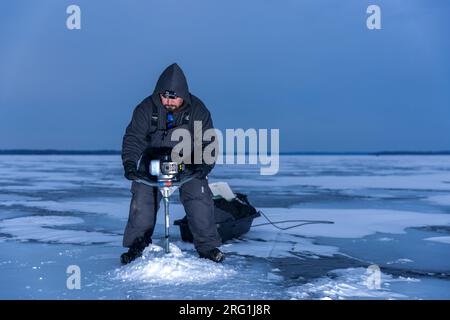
[120,63,224,264]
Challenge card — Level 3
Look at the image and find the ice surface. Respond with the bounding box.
[0,198,130,220]
[1,155,450,299]
[221,231,339,258]
[225,173,450,191]
[252,207,450,239]
[427,195,450,206]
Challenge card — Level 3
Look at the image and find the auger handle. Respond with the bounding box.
[135,172,201,188]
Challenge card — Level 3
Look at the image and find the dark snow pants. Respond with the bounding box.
[122,177,222,253]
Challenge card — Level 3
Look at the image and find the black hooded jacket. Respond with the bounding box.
[121,63,216,174]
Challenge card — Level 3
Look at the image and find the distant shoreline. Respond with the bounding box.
[0,150,449,156]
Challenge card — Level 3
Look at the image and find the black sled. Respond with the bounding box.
[174,190,260,243]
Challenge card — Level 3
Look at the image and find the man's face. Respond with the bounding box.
[160,94,184,111]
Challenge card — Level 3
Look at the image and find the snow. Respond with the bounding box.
[115,243,237,284]
[0,216,121,245]
[424,236,450,244]
[386,259,414,265]
[287,267,418,300]
[377,237,394,242]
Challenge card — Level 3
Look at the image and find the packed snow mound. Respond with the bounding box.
[115,244,236,284]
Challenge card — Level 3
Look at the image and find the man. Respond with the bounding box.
[120,63,224,264]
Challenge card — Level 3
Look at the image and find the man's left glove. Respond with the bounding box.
[193,164,211,179]
[179,164,211,180]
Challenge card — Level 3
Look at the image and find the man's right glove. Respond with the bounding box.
[124,161,139,181]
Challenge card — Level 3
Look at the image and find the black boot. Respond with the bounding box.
[198,248,225,263]
[120,236,152,265]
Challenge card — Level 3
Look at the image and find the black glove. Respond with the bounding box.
[179,164,210,180]
[193,164,211,179]
[124,161,139,181]
[179,164,194,181]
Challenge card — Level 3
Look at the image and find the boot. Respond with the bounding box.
[120,236,152,265]
[198,248,225,263]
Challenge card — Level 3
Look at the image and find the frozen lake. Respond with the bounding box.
[0,155,449,299]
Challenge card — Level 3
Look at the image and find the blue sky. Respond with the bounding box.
[0,0,449,152]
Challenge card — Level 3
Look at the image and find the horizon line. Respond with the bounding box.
[1,149,450,156]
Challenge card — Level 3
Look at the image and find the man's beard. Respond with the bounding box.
[164,105,178,111]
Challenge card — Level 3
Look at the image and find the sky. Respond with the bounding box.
[0,0,449,152]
